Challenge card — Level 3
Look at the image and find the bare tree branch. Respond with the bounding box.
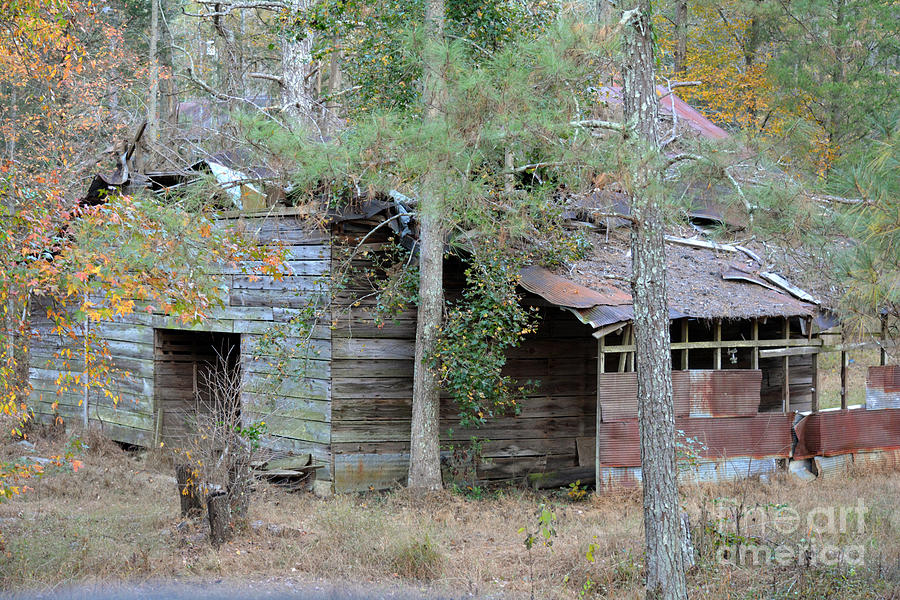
[249,72,285,87]
[570,119,624,132]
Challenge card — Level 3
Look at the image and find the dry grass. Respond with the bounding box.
[818,347,881,410]
[2,433,900,599]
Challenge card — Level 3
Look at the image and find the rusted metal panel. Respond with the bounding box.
[573,304,634,329]
[686,370,762,418]
[655,85,730,140]
[598,370,761,422]
[519,265,630,309]
[595,84,729,140]
[599,413,794,466]
[794,408,900,459]
[812,449,900,477]
[866,365,900,410]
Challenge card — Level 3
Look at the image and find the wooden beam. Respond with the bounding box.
[664,235,741,253]
[591,321,627,339]
[600,337,824,353]
[714,320,722,370]
[751,319,759,370]
[811,352,819,413]
[841,349,848,410]
[619,325,632,372]
[681,319,689,370]
[783,318,790,413]
[759,346,821,358]
[595,336,604,497]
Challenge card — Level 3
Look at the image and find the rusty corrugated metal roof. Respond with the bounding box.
[655,86,730,140]
[519,265,631,309]
[599,413,794,466]
[595,85,730,141]
[794,408,900,459]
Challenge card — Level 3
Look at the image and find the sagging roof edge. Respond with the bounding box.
[519,264,835,332]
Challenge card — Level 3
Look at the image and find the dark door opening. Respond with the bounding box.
[153,329,241,445]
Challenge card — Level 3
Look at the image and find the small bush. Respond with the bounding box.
[390,535,444,580]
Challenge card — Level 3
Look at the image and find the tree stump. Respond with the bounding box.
[175,464,203,519]
[207,490,232,547]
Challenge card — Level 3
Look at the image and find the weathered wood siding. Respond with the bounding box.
[27,305,157,446]
[330,241,598,492]
[27,212,335,481]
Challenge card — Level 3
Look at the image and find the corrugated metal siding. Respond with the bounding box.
[794,408,900,459]
[599,413,794,466]
[812,449,900,477]
[866,365,900,410]
[598,370,761,422]
[598,457,778,490]
[519,265,629,309]
[812,454,855,478]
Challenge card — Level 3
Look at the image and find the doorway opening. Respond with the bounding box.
[153,329,241,445]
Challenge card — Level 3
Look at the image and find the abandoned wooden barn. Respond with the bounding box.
[26,96,897,492]
[28,178,873,494]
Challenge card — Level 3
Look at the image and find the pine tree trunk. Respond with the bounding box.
[408,0,445,491]
[673,0,688,77]
[621,4,689,599]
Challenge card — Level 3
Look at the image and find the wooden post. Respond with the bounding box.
[681,319,689,370]
[714,320,722,370]
[207,490,232,547]
[783,318,790,412]
[176,464,203,519]
[595,335,605,496]
[751,319,759,370]
[811,352,819,413]
[619,325,631,372]
[154,406,164,447]
[882,315,889,366]
[840,350,848,410]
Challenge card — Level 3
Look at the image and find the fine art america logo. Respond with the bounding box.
[712,498,869,567]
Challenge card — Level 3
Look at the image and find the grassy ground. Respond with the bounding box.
[2,431,900,599]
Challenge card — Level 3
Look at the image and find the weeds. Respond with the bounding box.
[2,432,900,599]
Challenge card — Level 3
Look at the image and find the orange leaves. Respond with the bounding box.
[654,0,794,139]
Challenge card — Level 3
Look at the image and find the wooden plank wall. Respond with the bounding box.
[220,214,333,480]
[26,213,335,482]
[27,303,156,446]
[330,234,598,492]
